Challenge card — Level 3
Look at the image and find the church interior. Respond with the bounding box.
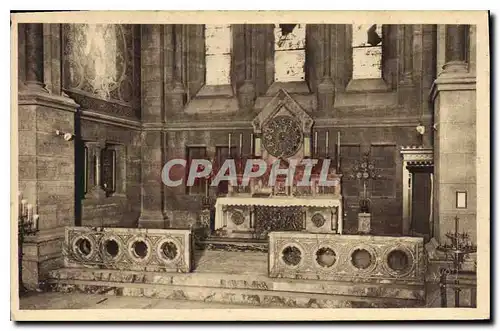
[17,23,477,308]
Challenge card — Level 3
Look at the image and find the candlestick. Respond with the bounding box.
[314,131,318,156]
[250,133,254,155]
[325,131,329,156]
[239,133,243,157]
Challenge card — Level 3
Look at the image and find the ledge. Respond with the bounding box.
[429,71,477,102]
[184,84,239,114]
[18,88,79,113]
[265,81,311,96]
[345,78,391,93]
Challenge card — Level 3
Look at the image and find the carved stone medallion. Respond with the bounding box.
[262,115,303,158]
[311,213,326,228]
[231,211,245,226]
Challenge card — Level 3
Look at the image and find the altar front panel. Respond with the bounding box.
[215,197,343,238]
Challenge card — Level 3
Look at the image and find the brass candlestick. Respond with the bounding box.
[436,215,477,307]
[18,194,39,294]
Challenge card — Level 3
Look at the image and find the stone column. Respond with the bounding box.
[444,25,468,72]
[400,25,414,84]
[238,24,256,110]
[18,23,79,290]
[138,24,169,228]
[24,23,47,92]
[84,141,106,200]
[317,25,335,111]
[429,23,476,262]
[168,24,186,113]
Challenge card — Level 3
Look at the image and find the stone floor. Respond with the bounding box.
[18,251,272,310]
[19,292,264,310]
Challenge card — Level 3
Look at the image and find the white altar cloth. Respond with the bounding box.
[214,195,343,234]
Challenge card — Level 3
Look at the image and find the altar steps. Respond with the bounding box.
[47,267,425,308]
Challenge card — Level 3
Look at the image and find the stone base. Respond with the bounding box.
[358,213,371,234]
[47,264,424,308]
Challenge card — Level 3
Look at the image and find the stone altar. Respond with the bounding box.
[215,196,343,239]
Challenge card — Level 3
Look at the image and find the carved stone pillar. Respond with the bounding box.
[168,24,186,113]
[139,24,168,228]
[443,25,468,72]
[400,25,414,84]
[24,23,47,92]
[317,25,335,111]
[84,141,106,200]
[238,24,256,110]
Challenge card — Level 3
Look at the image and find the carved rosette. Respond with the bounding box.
[262,115,303,158]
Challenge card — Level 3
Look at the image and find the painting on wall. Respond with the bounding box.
[63,24,139,118]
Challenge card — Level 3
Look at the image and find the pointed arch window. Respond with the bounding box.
[204,24,232,86]
[352,24,383,80]
[273,24,306,82]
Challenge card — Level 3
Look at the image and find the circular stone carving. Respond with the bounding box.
[281,245,302,266]
[75,237,92,257]
[311,213,326,228]
[132,240,148,259]
[387,249,411,272]
[160,241,179,261]
[351,248,373,270]
[231,211,245,226]
[315,247,337,268]
[262,116,303,158]
[104,239,120,258]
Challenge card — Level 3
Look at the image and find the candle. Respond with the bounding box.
[239,133,243,157]
[250,133,254,155]
[27,204,33,221]
[337,132,341,171]
[18,192,22,217]
[325,131,329,156]
[228,133,232,157]
[21,199,27,217]
[33,214,39,230]
[314,131,318,156]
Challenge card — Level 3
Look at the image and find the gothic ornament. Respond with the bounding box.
[262,115,303,158]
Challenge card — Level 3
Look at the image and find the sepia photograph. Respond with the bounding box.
[9,10,490,321]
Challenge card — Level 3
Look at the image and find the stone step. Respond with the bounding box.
[48,277,422,308]
[48,268,425,305]
[197,237,268,252]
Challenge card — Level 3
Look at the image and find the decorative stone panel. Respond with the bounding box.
[63,226,192,272]
[269,231,425,284]
[305,207,338,233]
